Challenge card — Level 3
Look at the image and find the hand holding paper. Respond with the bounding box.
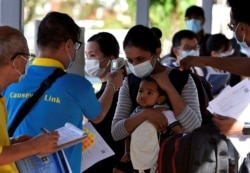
[207,78,250,157]
[38,122,87,157]
[207,78,250,121]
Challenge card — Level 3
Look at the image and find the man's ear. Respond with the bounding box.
[11,58,19,69]
[108,55,116,61]
[239,23,248,33]
[157,95,166,104]
[64,39,73,51]
[201,17,205,26]
[172,47,180,57]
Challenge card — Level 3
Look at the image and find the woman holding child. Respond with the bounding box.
[111,25,202,173]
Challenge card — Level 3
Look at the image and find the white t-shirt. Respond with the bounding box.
[130,106,176,170]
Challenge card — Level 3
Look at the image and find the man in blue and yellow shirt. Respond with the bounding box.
[3,12,124,173]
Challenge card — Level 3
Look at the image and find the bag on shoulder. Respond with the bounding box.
[158,124,229,173]
[188,72,214,125]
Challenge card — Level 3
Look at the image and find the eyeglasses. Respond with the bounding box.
[11,53,36,61]
[75,41,82,50]
[176,45,200,51]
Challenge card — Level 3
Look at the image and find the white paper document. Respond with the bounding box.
[207,78,250,157]
[38,122,87,158]
[56,122,87,147]
[80,122,114,172]
[207,78,250,121]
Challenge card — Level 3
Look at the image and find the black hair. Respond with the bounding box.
[172,30,198,47]
[87,32,120,58]
[205,33,230,56]
[227,0,250,25]
[123,25,162,54]
[151,27,162,49]
[185,5,205,18]
[140,76,165,96]
[37,11,80,49]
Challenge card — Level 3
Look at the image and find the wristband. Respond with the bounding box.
[106,82,117,93]
[242,122,250,135]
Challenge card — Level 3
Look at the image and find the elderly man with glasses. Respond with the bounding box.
[0,25,60,173]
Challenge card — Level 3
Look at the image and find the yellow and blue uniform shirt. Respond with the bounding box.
[3,58,101,173]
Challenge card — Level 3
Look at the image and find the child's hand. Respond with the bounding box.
[120,152,130,162]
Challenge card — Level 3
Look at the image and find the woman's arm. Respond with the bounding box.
[176,75,202,132]
[92,69,124,124]
[152,69,201,132]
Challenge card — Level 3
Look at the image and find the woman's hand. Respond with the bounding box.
[151,69,171,91]
[120,152,131,162]
[106,68,124,91]
[212,114,244,135]
[143,108,168,134]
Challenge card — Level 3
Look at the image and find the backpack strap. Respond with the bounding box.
[8,68,66,137]
[189,73,213,125]
[201,67,208,77]
[127,73,141,111]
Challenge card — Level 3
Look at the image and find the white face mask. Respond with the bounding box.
[67,52,75,69]
[186,19,202,33]
[85,59,109,77]
[181,50,199,59]
[128,59,154,78]
[233,23,250,50]
[219,49,235,57]
[13,56,28,82]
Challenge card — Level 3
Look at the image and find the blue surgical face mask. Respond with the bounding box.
[233,23,250,50]
[181,50,199,59]
[186,19,202,33]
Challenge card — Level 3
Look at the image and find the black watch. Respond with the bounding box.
[242,122,250,135]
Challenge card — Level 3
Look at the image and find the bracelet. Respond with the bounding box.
[242,122,250,135]
[106,82,117,93]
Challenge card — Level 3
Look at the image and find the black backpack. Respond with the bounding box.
[158,123,229,173]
